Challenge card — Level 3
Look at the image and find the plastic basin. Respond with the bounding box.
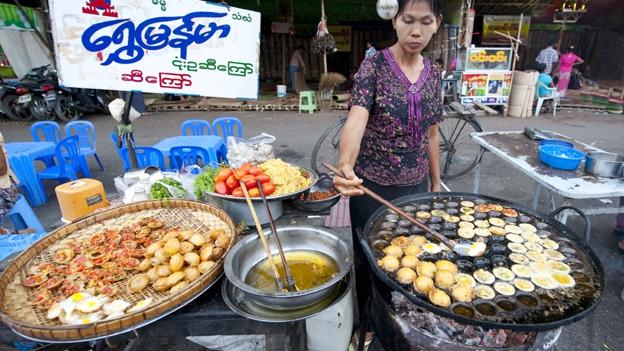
[539,139,574,149]
[538,145,586,171]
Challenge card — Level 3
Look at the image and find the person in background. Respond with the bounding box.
[365,41,377,59]
[289,45,306,92]
[434,58,446,78]
[557,46,584,97]
[0,132,35,235]
[537,63,555,97]
[535,40,559,76]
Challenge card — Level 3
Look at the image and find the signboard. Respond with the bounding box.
[328,25,352,52]
[49,0,261,99]
[460,72,512,106]
[482,15,531,45]
[465,47,513,72]
[0,4,37,31]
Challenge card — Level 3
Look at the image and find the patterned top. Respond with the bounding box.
[535,46,559,74]
[350,49,443,186]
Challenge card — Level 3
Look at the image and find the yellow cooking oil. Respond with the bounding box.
[245,250,339,292]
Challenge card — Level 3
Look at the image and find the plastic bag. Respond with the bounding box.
[227,133,276,168]
[109,98,141,122]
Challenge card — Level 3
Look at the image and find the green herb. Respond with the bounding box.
[194,166,220,199]
[150,177,187,200]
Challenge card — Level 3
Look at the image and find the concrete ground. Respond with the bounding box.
[1,109,623,350]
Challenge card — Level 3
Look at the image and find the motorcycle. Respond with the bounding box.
[54,88,110,122]
[0,78,30,121]
[14,66,58,121]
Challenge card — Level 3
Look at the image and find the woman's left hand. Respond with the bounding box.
[429,182,441,192]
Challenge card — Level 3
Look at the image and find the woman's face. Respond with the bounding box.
[392,1,441,55]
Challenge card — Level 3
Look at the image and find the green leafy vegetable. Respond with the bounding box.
[194,166,220,199]
[150,177,187,200]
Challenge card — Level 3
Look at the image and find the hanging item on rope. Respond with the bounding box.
[376,0,399,20]
[311,18,336,55]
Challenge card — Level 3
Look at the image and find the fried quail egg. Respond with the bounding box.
[544,249,565,261]
[489,226,506,236]
[511,264,534,278]
[526,250,547,262]
[474,285,496,299]
[451,283,474,303]
[493,267,515,281]
[413,276,435,294]
[468,242,487,257]
[431,209,447,217]
[473,269,495,285]
[460,201,475,207]
[105,311,125,320]
[391,236,410,249]
[73,312,102,325]
[529,261,551,274]
[513,278,536,292]
[531,274,557,289]
[103,300,131,315]
[474,228,491,237]
[506,234,524,243]
[524,242,543,252]
[552,273,575,288]
[77,296,103,313]
[494,282,516,296]
[416,211,432,219]
[458,221,475,229]
[409,235,428,246]
[383,245,403,257]
[417,261,437,278]
[435,270,456,289]
[488,218,506,227]
[519,223,537,233]
[428,288,452,307]
[460,214,475,222]
[446,215,461,223]
[474,220,489,228]
[435,260,458,274]
[422,243,442,255]
[455,273,477,287]
[404,245,422,257]
[504,225,523,234]
[378,255,401,272]
[542,239,560,250]
[396,267,417,284]
[47,303,62,320]
[460,207,476,215]
[400,255,419,269]
[508,243,527,254]
[458,227,475,239]
[509,253,530,265]
[127,298,153,313]
[548,261,571,274]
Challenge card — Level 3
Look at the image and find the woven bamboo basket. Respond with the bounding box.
[0,200,236,342]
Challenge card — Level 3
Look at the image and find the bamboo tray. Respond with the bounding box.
[0,200,236,342]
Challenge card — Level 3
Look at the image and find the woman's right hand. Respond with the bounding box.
[333,165,364,197]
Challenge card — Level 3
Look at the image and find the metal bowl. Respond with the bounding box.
[291,177,341,213]
[224,225,353,311]
[585,152,624,178]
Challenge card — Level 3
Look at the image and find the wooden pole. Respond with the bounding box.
[504,13,523,118]
[282,33,287,85]
[321,0,327,74]
[122,92,137,170]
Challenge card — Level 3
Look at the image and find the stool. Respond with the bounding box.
[6,195,45,234]
[299,91,317,114]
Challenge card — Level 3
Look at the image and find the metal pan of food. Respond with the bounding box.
[360,192,604,331]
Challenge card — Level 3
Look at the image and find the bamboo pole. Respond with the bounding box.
[503,13,523,118]
[321,0,327,74]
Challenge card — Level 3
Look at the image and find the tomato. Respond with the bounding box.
[256,173,271,184]
[233,169,247,180]
[231,187,244,197]
[240,163,252,173]
[215,181,230,195]
[240,175,257,189]
[262,182,276,196]
[218,168,233,179]
[225,175,237,189]
[248,188,260,197]
[248,166,263,176]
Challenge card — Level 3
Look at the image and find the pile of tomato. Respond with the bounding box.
[213,163,276,197]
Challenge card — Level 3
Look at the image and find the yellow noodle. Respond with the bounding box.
[260,159,311,195]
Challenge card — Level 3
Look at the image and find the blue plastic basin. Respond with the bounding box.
[539,145,586,171]
[539,139,574,149]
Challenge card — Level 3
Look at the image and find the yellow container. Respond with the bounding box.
[55,179,109,222]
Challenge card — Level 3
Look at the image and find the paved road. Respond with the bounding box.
[1,109,623,350]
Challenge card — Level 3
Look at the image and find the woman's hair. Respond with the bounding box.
[297,45,305,51]
[536,63,546,73]
[396,0,443,18]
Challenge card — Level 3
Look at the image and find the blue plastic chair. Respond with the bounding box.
[170,146,218,170]
[5,195,46,234]
[181,119,213,136]
[212,117,243,139]
[110,132,132,172]
[31,121,62,143]
[65,121,104,171]
[122,147,166,170]
[38,135,90,183]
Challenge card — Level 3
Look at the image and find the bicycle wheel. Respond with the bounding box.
[311,116,346,175]
[438,115,484,180]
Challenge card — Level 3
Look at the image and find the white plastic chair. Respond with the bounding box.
[535,80,559,117]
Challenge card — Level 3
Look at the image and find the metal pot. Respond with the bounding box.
[584,152,624,178]
[224,225,352,311]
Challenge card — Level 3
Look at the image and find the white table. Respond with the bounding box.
[471,131,624,228]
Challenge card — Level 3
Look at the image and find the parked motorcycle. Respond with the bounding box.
[13,65,58,121]
[54,88,110,122]
[0,78,30,121]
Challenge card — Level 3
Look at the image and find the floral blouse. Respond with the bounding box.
[349,48,444,186]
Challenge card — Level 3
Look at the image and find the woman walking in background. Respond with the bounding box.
[557,46,584,97]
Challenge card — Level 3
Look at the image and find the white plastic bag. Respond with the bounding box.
[109,98,141,122]
[227,133,276,168]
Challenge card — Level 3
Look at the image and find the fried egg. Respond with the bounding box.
[493,267,515,281]
[531,274,558,289]
[105,311,125,320]
[524,242,543,252]
[460,214,475,222]
[474,220,489,228]
[103,300,132,315]
[548,261,571,274]
[69,292,91,304]
[511,264,534,278]
[504,225,523,234]
[474,284,496,299]
[467,242,487,257]
[47,303,62,320]
[77,296,103,313]
[460,207,475,215]
[488,218,506,227]
[473,269,495,285]
[460,201,475,208]
[416,211,431,219]
[526,250,547,262]
[522,232,542,243]
[513,278,535,292]
[552,273,575,288]
[508,243,527,254]
[505,234,524,243]
[519,223,537,233]
[455,273,477,287]
[422,243,442,255]
[431,209,447,217]
[489,226,506,236]
[458,227,475,239]
[494,282,516,296]
[474,228,491,237]
[509,253,530,265]
[458,221,475,229]
[529,261,551,274]
[446,216,460,223]
[544,249,565,261]
[542,239,560,250]
[127,298,153,313]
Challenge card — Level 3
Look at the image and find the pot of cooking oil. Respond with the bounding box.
[224,225,353,310]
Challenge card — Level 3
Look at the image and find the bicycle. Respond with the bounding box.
[310,106,484,181]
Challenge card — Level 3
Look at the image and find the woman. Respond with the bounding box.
[557,46,584,96]
[0,132,34,235]
[332,0,443,335]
